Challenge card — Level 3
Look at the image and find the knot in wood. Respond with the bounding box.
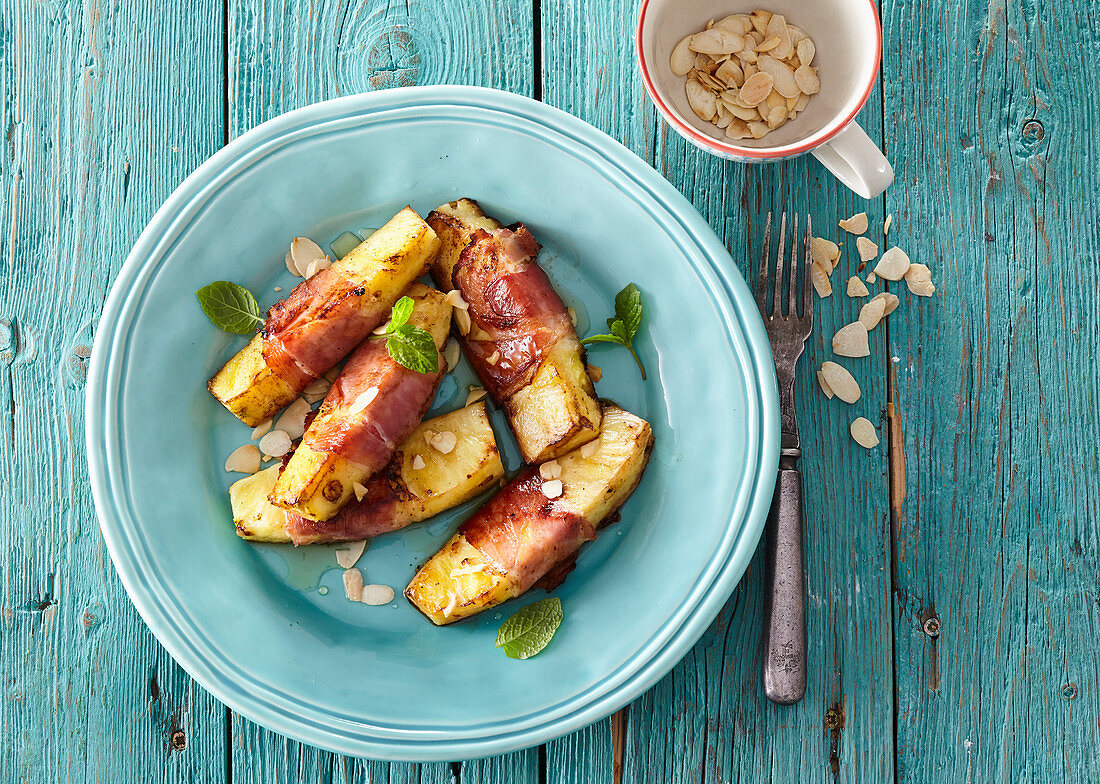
[66,344,92,384]
[1022,120,1044,142]
[170,729,187,751]
[922,616,941,637]
[1062,683,1078,701]
[350,27,421,91]
[824,709,840,729]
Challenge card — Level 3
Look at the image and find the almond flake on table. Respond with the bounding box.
[847,276,870,297]
[811,236,840,268]
[465,386,488,406]
[820,361,861,403]
[866,272,877,284]
[343,568,364,602]
[348,387,378,415]
[832,322,870,357]
[871,291,900,316]
[858,297,887,331]
[856,236,878,262]
[225,444,261,474]
[811,262,833,297]
[905,263,936,296]
[817,369,835,399]
[873,246,911,280]
[361,584,395,606]
[839,212,869,235]
[541,479,564,499]
[274,397,311,440]
[251,420,273,440]
[850,417,880,449]
[352,481,368,502]
[335,540,367,569]
[428,430,457,455]
[258,429,292,458]
[883,214,893,236]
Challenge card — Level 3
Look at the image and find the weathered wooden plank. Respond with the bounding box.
[882,0,1100,780]
[225,0,535,777]
[541,2,895,781]
[0,1,226,782]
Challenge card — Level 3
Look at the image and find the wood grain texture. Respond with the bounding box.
[225,0,535,779]
[882,0,1100,780]
[0,1,227,781]
[542,1,895,781]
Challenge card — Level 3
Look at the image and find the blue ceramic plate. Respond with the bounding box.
[86,86,778,761]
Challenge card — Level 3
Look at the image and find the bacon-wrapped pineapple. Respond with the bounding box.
[230,402,504,543]
[427,199,601,464]
[405,404,653,625]
[209,207,439,427]
[268,284,450,523]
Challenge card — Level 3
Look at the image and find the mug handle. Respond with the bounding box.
[810,122,894,199]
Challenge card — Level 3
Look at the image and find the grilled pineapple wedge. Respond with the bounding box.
[406,404,653,625]
[268,284,451,522]
[426,198,601,463]
[230,402,504,542]
[209,207,440,427]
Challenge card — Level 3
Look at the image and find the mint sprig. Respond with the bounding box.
[196,281,264,334]
[372,296,439,374]
[495,597,563,660]
[580,282,646,379]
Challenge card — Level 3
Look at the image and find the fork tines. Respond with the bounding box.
[756,212,813,324]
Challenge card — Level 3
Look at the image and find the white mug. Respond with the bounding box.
[636,0,893,199]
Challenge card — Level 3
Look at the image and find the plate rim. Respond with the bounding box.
[86,85,779,761]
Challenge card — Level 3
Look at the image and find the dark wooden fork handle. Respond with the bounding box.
[762,460,807,704]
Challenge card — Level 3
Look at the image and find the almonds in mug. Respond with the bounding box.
[739,72,774,105]
[794,65,820,95]
[686,77,718,121]
[670,35,695,76]
[820,361,861,404]
[756,55,800,98]
[689,29,745,55]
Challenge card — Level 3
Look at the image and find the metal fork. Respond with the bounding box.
[756,212,812,705]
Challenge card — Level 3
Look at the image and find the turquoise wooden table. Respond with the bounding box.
[3,0,1098,781]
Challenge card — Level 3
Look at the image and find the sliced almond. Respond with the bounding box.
[305,257,331,279]
[832,322,870,357]
[442,591,458,618]
[303,377,331,396]
[839,212,869,235]
[817,370,834,399]
[728,102,760,121]
[411,454,426,470]
[486,349,501,365]
[567,307,577,326]
[258,429,293,458]
[539,460,563,481]
[454,307,472,336]
[343,568,364,602]
[428,430,457,455]
[756,55,799,98]
[670,34,695,76]
[874,246,911,280]
[765,105,788,129]
[360,584,395,606]
[737,45,758,64]
[810,262,832,297]
[726,119,752,140]
[689,29,745,55]
[445,289,470,310]
[847,277,870,297]
[716,58,744,88]
[371,320,391,336]
[274,397,311,440]
[756,34,781,52]
[541,479,564,499]
[335,540,367,569]
[347,387,378,415]
[850,417,880,449]
[285,251,300,278]
[764,13,792,59]
[715,14,752,34]
[866,272,878,284]
[883,214,894,236]
[792,92,810,113]
[443,339,460,372]
[905,263,936,296]
[580,439,600,459]
[225,444,261,474]
[465,386,488,406]
[820,361,861,404]
[858,297,887,331]
[856,236,879,262]
[793,65,820,95]
[796,38,815,66]
[747,121,770,139]
[251,420,273,440]
[739,72,774,106]
[290,237,325,275]
[587,364,602,383]
[749,9,771,34]
[811,237,840,267]
[872,291,900,315]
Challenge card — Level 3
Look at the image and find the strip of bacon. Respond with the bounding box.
[304,338,442,470]
[451,225,575,401]
[460,468,597,592]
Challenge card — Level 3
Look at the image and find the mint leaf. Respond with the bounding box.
[580,282,646,379]
[386,324,439,374]
[614,283,643,338]
[495,597,563,660]
[389,296,414,331]
[196,281,263,334]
